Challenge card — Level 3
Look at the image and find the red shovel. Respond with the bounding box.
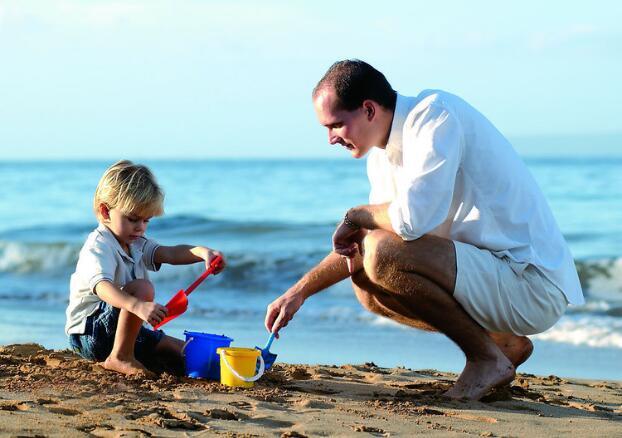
[153,255,223,329]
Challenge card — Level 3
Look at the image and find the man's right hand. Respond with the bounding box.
[132,301,168,327]
[264,291,305,336]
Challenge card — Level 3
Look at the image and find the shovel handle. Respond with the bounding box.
[264,332,276,350]
[185,255,223,296]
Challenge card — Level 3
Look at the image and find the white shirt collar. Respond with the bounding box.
[384,93,418,166]
[96,223,143,263]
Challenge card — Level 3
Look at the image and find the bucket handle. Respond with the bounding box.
[219,351,265,383]
[181,337,193,357]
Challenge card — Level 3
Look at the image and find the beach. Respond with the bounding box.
[1,343,620,437]
[1,159,621,435]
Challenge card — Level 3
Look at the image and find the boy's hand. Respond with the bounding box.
[202,248,226,274]
[132,301,168,327]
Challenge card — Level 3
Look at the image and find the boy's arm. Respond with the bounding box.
[95,280,168,326]
[154,245,225,272]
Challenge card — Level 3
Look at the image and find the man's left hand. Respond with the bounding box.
[332,221,366,258]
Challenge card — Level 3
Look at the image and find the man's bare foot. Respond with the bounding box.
[102,355,154,377]
[444,353,515,401]
[489,333,533,367]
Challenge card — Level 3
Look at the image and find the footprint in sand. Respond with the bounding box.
[0,401,31,411]
[35,398,58,405]
[281,431,309,438]
[47,406,81,416]
[205,408,240,420]
[228,400,255,410]
[293,399,334,409]
[137,410,205,430]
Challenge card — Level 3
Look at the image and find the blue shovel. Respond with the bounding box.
[255,332,278,371]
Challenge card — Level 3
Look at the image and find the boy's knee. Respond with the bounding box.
[123,279,155,302]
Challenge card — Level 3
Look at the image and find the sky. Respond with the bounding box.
[0,0,621,159]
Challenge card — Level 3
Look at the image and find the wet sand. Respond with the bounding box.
[1,343,620,437]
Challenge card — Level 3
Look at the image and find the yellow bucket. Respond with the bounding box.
[217,347,265,388]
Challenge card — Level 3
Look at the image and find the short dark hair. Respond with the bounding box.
[313,59,396,111]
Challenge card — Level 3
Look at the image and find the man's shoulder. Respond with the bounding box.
[413,89,464,111]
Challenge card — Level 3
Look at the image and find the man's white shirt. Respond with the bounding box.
[367,91,584,305]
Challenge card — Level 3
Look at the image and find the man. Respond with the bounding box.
[264,59,583,400]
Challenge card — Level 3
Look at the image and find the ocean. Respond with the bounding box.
[1,158,621,380]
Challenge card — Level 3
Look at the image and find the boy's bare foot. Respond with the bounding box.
[444,353,515,401]
[102,355,155,377]
[489,333,533,367]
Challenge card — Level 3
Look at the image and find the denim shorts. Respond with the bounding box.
[69,301,165,365]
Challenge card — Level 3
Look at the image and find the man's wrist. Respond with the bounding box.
[343,209,360,230]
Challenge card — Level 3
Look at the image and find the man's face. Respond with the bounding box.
[313,88,376,159]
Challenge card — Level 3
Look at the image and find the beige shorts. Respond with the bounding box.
[453,241,568,336]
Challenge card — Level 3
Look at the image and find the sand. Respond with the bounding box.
[0,344,620,437]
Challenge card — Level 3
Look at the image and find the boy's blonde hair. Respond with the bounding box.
[94,160,164,220]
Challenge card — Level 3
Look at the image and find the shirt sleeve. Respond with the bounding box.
[388,102,463,241]
[75,241,117,293]
[141,238,161,272]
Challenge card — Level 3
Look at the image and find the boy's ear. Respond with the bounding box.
[99,203,111,220]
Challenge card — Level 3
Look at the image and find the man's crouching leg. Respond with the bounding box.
[352,272,533,368]
[355,230,515,400]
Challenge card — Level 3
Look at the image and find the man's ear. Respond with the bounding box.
[363,100,375,121]
[99,203,111,221]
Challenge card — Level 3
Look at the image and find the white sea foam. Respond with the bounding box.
[582,258,622,303]
[367,314,622,349]
[0,241,77,273]
[532,315,622,348]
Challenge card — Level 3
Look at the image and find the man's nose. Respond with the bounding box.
[328,131,341,145]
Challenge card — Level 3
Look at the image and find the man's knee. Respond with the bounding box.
[123,279,155,302]
[351,273,387,316]
[362,229,395,285]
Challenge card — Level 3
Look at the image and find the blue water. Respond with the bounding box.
[1,158,621,380]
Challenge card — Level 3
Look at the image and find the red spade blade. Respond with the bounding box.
[153,290,188,329]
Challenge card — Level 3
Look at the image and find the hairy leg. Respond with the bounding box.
[488,332,533,368]
[357,231,515,400]
[352,270,533,367]
[103,279,155,377]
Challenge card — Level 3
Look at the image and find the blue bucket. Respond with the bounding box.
[183,331,233,379]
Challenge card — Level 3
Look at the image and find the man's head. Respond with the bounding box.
[312,59,396,158]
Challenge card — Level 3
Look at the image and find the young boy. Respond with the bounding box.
[65,160,225,376]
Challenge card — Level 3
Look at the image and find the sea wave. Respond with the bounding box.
[1,220,622,308]
[576,258,622,302]
[0,214,331,276]
[0,215,333,241]
[532,315,622,349]
[0,241,80,274]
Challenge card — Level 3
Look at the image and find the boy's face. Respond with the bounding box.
[101,205,151,252]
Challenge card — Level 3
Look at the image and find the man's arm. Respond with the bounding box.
[265,251,355,335]
[345,202,392,232]
[332,203,393,260]
[266,203,392,335]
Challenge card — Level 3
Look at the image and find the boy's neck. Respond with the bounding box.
[102,223,131,255]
